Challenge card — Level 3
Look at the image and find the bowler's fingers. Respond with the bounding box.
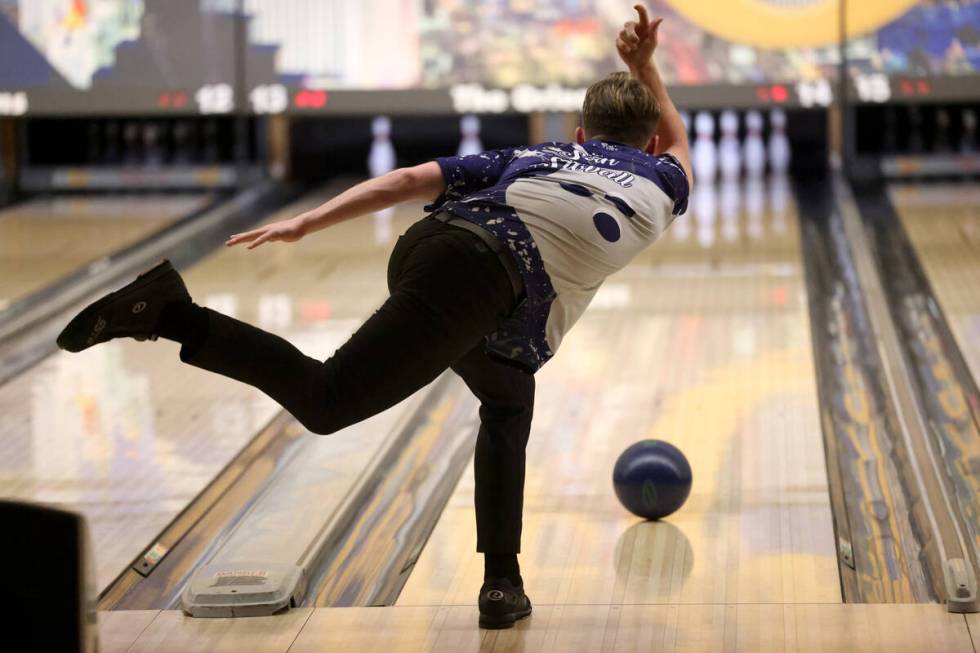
[634,4,650,31]
[246,232,274,249]
[621,22,640,45]
[226,229,264,247]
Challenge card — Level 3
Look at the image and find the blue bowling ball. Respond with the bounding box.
[613,440,692,520]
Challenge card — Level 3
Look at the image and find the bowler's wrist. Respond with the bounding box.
[296,212,317,234]
[628,60,655,76]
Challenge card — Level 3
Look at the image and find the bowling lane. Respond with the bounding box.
[891,183,980,388]
[0,193,213,311]
[0,189,417,591]
[398,174,841,607]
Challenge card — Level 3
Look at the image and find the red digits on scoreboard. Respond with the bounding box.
[294,90,328,110]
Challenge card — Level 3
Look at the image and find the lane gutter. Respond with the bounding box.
[833,174,979,613]
[797,178,932,602]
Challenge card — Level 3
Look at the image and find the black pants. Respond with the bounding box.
[180,216,534,554]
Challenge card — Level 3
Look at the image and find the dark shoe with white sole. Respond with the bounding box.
[56,260,190,353]
[478,578,532,629]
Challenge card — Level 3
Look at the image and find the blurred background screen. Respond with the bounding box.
[0,0,977,115]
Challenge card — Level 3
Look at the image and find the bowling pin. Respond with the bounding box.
[960,109,976,154]
[693,182,718,249]
[745,175,764,240]
[769,172,789,235]
[720,177,740,242]
[718,110,741,181]
[692,111,718,184]
[457,114,483,157]
[368,116,396,178]
[368,117,397,222]
[767,109,791,174]
[744,110,766,177]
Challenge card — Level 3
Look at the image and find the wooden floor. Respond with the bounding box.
[0,193,210,309]
[98,604,977,652]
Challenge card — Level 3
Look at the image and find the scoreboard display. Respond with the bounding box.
[0,0,977,116]
[0,0,241,115]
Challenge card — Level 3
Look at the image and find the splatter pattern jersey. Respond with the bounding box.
[427,139,689,372]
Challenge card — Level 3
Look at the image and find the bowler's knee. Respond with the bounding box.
[301,413,345,436]
[479,399,534,426]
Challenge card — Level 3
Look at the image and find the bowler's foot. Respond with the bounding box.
[57,260,190,352]
[478,578,532,629]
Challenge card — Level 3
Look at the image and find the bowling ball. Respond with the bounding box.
[612,440,692,520]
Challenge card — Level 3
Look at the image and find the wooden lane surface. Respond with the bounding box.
[0,194,211,310]
[892,183,980,388]
[99,604,974,652]
[98,610,158,653]
[93,186,977,651]
[0,190,420,591]
[99,609,312,653]
[397,179,840,609]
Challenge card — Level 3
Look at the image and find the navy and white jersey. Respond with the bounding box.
[427,139,689,372]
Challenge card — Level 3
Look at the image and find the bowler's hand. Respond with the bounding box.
[616,4,662,70]
[226,215,308,249]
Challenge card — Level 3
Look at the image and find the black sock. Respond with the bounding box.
[157,301,210,356]
[484,553,521,586]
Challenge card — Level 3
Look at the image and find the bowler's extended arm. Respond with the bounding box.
[227,162,445,249]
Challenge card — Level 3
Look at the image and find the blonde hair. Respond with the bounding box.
[581,72,660,149]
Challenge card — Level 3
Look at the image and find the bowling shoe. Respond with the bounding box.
[478,577,532,629]
[56,260,190,352]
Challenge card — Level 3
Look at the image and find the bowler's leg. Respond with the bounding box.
[176,289,471,435]
[453,344,535,628]
[451,345,535,557]
[178,221,517,435]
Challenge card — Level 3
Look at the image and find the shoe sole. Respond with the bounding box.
[479,606,532,630]
[57,260,176,352]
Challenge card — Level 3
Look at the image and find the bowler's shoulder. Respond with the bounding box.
[613,149,690,213]
[524,141,574,154]
[648,153,690,214]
